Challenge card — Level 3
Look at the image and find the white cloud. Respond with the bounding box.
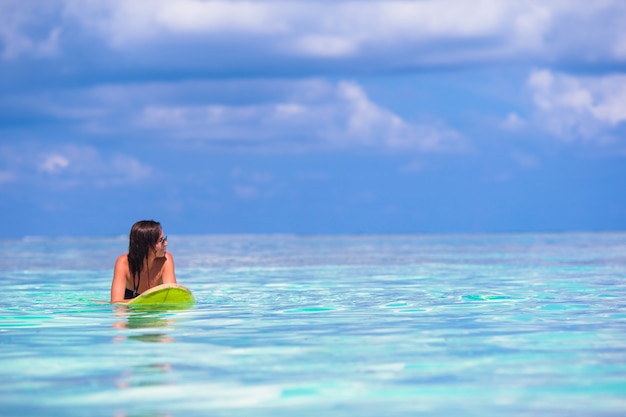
[63,0,287,47]
[52,0,626,65]
[156,1,283,34]
[65,0,522,59]
[43,145,154,187]
[135,79,464,153]
[291,35,359,57]
[105,1,515,44]
[109,155,154,184]
[0,0,624,73]
[331,82,464,151]
[500,112,527,130]
[0,1,62,59]
[39,153,70,173]
[0,144,154,188]
[527,69,626,142]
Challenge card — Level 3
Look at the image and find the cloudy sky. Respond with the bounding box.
[1,0,625,237]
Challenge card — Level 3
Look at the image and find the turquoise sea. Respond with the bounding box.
[1,233,625,416]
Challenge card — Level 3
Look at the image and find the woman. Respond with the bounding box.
[110,220,177,303]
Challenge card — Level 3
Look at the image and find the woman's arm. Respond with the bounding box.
[111,255,130,303]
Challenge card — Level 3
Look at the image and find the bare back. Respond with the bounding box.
[111,252,176,303]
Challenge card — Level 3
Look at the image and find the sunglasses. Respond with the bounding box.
[159,235,168,246]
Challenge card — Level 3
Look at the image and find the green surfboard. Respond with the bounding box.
[127,283,195,309]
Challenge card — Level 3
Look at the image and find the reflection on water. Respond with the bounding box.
[116,363,173,389]
[112,308,176,417]
[112,306,175,344]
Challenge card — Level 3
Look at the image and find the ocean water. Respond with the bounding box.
[1,233,625,417]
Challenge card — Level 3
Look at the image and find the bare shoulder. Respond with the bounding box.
[115,254,129,267]
[114,254,130,276]
[160,251,177,283]
[160,252,175,270]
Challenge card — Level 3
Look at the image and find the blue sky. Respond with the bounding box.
[1,0,625,237]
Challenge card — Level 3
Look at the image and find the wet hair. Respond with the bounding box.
[127,220,162,293]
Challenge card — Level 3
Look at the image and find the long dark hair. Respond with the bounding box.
[127,220,162,294]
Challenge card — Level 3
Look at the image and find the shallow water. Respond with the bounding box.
[1,233,625,416]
